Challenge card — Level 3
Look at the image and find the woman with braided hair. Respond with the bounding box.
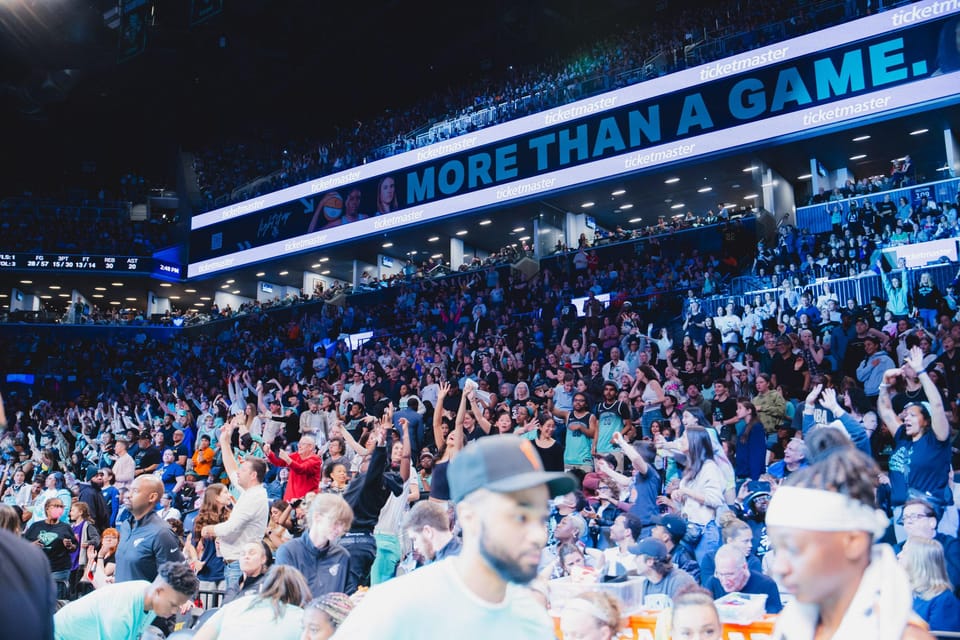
[766,428,933,640]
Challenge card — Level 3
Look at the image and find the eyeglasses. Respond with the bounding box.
[714,570,741,580]
[902,513,934,524]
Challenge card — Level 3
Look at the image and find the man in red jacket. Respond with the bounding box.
[267,434,323,501]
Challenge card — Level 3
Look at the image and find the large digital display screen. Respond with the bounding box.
[188,2,960,277]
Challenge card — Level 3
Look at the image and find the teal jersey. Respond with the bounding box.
[595,400,630,454]
[564,412,594,465]
[54,580,154,640]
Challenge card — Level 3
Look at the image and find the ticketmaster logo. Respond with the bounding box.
[310,171,363,193]
[891,0,959,26]
[373,210,424,230]
[417,138,480,161]
[284,234,329,252]
[495,178,557,200]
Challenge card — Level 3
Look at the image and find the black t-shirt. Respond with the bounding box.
[711,396,738,441]
[170,443,189,462]
[24,520,77,572]
[133,445,162,471]
[534,438,565,472]
[841,334,868,379]
[771,353,807,400]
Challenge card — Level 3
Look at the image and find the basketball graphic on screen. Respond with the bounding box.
[318,191,343,222]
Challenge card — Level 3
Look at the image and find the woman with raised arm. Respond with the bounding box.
[877,346,952,526]
[656,425,725,566]
[428,380,463,503]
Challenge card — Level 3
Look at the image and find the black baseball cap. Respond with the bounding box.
[628,537,669,561]
[447,435,577,503]
[651,514,687,542]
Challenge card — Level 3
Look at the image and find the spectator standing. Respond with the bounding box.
[111,439,135,492]
[548,391,597,473]
[78,471,111,532]
[878,348,953,535]
[275,493,353,600]
[879,261,912,319]
[200,418,270,592]
[191,435,215,481]
[658,426,725,566]
[24,496,78,600]
[594,381,633,469]
[114,475,184,583]
[857,335,896,399]
[266,434,323,502]
[339,410,402,591]
[734,400,767,483]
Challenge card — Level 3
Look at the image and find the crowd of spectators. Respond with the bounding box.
[192,0,865,211]
[753,189,960,289]
[807,155,918,205]
[1,206,959,634]
[4,2,959,635]
[0,189,177,257]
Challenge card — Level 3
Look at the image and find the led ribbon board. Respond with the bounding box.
[188,2,960,277]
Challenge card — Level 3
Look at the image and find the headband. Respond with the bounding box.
[766,486,889,539]
[562,598,612,625]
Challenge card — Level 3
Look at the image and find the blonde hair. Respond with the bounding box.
[900,537,954,600]
[567,590,622,632]
[718,511,751,542]
[308,492,354,531]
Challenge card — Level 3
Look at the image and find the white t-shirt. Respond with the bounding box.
[332,558,555,639]
[200,595,303,640]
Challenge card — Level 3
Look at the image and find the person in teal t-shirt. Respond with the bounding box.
[54,561,198,640]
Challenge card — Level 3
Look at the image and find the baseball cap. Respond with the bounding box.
[138,430,151,440]
[628,537,668,561]
[651,514,687,542]
[447,435,577,503]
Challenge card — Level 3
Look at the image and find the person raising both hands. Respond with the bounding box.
[877,346,952,531]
